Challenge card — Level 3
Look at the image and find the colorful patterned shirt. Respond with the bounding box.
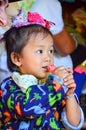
[0,74,66,130]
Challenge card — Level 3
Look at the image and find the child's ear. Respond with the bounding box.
[11,52,22,67]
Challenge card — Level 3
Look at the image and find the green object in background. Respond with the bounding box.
[19,0,35,14]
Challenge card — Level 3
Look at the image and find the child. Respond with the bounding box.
[0,10,84,130]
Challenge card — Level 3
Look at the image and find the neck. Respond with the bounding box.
[38,78,46,84]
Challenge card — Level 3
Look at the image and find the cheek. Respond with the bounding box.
[51,55,54,64]
[22,54,40,68]
[51,60,54,64]
[20,47,41,69]
[23,57,40,74]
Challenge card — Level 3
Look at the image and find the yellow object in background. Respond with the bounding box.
[6,0,35,17]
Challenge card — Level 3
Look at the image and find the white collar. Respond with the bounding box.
[12,72,38,93]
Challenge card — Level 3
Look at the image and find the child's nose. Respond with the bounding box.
[44,54,51,62]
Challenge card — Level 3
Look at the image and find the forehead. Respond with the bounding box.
[29,33,53,46]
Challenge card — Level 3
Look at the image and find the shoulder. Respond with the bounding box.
[0,77,15,89]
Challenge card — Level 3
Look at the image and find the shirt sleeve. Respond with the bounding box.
[30,0,64,34]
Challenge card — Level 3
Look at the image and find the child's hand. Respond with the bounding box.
[63,68,76,95]
[47,65,76,95]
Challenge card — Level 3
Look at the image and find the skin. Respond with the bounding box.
[53,27,76,55]
[0,0,8,26]
[11,34,54,80]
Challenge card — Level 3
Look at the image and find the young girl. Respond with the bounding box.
[0,10,84,130]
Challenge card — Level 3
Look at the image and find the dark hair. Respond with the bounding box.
[4,24,53,72]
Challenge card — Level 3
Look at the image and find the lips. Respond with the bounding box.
[42,66,48,71]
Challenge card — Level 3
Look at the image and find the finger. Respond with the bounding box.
[57,66,66,71]
[66,68,73,74]
[63,76,75,87]
[64,79,76,89]
[63,74,73,82]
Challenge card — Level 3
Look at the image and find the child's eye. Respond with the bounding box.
[49,49,54,54]
[37,50,43,54]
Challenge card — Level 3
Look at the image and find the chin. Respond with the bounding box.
[38,75,47,80]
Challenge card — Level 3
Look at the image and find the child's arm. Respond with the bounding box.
[61,91,84,130]
[47,64,84,129]
[63,68,84,127]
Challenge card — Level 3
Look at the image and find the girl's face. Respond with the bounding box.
[18,34,54,79]
[0,0,8,26]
